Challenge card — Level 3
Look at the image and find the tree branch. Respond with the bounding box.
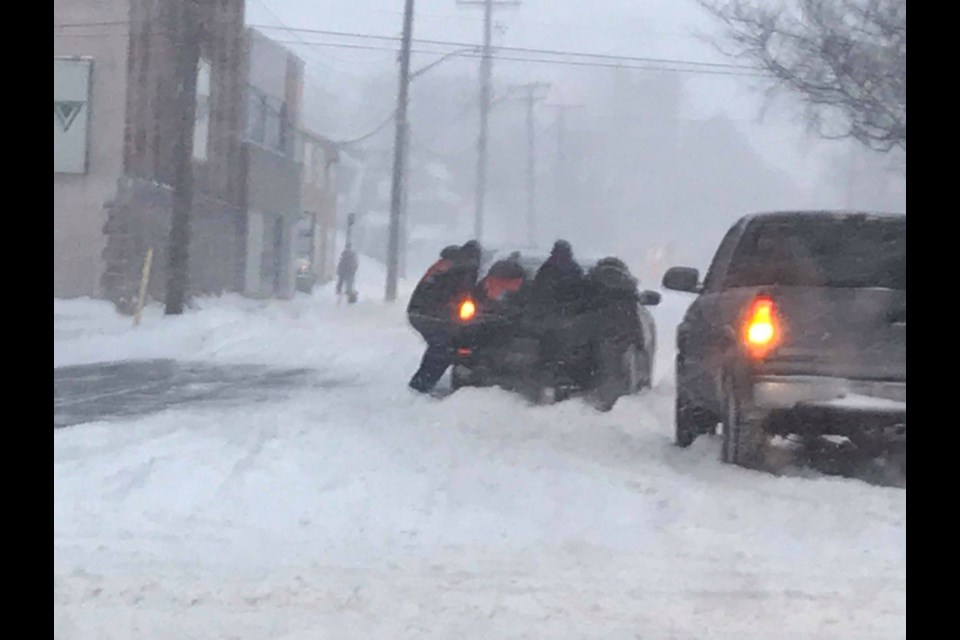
[697,0,905,152]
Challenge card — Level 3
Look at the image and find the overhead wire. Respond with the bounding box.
[55,20,761,76]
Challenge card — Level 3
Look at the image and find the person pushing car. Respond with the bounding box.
[406,240,482,393]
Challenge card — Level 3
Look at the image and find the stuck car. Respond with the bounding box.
[451,251,660,410]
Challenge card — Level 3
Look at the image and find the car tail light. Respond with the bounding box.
[743,296,779,358]
[457,347,472,357]
[458,299,476,322]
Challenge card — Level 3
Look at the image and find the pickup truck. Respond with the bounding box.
[662,211,906,471]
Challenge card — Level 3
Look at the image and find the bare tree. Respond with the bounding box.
[699,0,906,153]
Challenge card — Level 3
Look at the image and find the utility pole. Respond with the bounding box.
[510,82,549,248]
[385,0,415,302]
[845,138,857,210]
[545,103,582,233]
[400,121,409,279]
[475,0,493,242]
[165,0,200,315]
[396,47,481,280]
[458,0,521,242]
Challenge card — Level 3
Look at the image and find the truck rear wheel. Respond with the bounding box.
[721,376,769,469]
[675,388,715,447]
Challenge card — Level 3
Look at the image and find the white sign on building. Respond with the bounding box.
[54,57,92,174]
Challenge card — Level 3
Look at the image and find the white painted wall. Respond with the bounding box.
[54,0,130,298]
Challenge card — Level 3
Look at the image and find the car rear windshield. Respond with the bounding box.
[724,216,906,290]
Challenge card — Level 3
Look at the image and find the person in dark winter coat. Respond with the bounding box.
[587,256,643,346]
[336,245,359,302]
[527,240,587,390]
[407,241,482,392]
[530,240,584,312]
[588,258,639,303]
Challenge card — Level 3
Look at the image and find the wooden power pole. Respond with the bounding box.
[385,0,415,302]
[165,0,200,315]
[458,0,521,242]
[511,82,550,248]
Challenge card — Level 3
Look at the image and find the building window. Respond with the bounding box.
[277,103,288,154]
[245,85,291,156]
[263,99,282,152]
[303,143,314,183]
[54,58,92,174]
[193,58,211,161]
[247,87,267,144]
[314,145,327,189]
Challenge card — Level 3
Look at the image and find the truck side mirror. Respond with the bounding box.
[662,266,701,293]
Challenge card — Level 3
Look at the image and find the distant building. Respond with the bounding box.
[298,130,340,284]
[54,2,307,306]
[239,28,304,299]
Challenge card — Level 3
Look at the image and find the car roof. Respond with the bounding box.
[739,210,905,227]
[481,252,545,273]
[481,252,605,279]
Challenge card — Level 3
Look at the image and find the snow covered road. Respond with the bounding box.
[53,284,906,639]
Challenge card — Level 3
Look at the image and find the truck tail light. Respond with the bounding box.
[743,296,779,358]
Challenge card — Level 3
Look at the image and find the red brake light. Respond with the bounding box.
[743,296,779,358]
[458,299,476,322]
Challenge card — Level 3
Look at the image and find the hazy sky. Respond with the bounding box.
[245,0,896,193]
[244,0,905,271]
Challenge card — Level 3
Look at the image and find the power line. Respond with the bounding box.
[480,51,765,77]
[258,40,766,77]
[54,32,448,148]
[248,24,756,72]
[57,32,764,76]
[55,15,696,44]
[54,21,129,28]
[339,7,695,40]
[249,0,336,71]
[55,20,759,74]
[335,112,398,146]
[254,4,395,71]
[55,21,386,144]
[51,32,130,39]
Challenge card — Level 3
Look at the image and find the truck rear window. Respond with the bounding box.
[724,216,906,290]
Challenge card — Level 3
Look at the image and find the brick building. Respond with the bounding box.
[54,1,306,307]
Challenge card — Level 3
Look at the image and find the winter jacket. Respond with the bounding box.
[530,254,585,314]
[337,249,358,279]
[407,247,479,334]
[587,258,638,302]
[586,258,643,346]
[479,258,527,303]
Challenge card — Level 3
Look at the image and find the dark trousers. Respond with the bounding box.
[336,273,355,295]
[537,320,591,388]
[409,330,453,392]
